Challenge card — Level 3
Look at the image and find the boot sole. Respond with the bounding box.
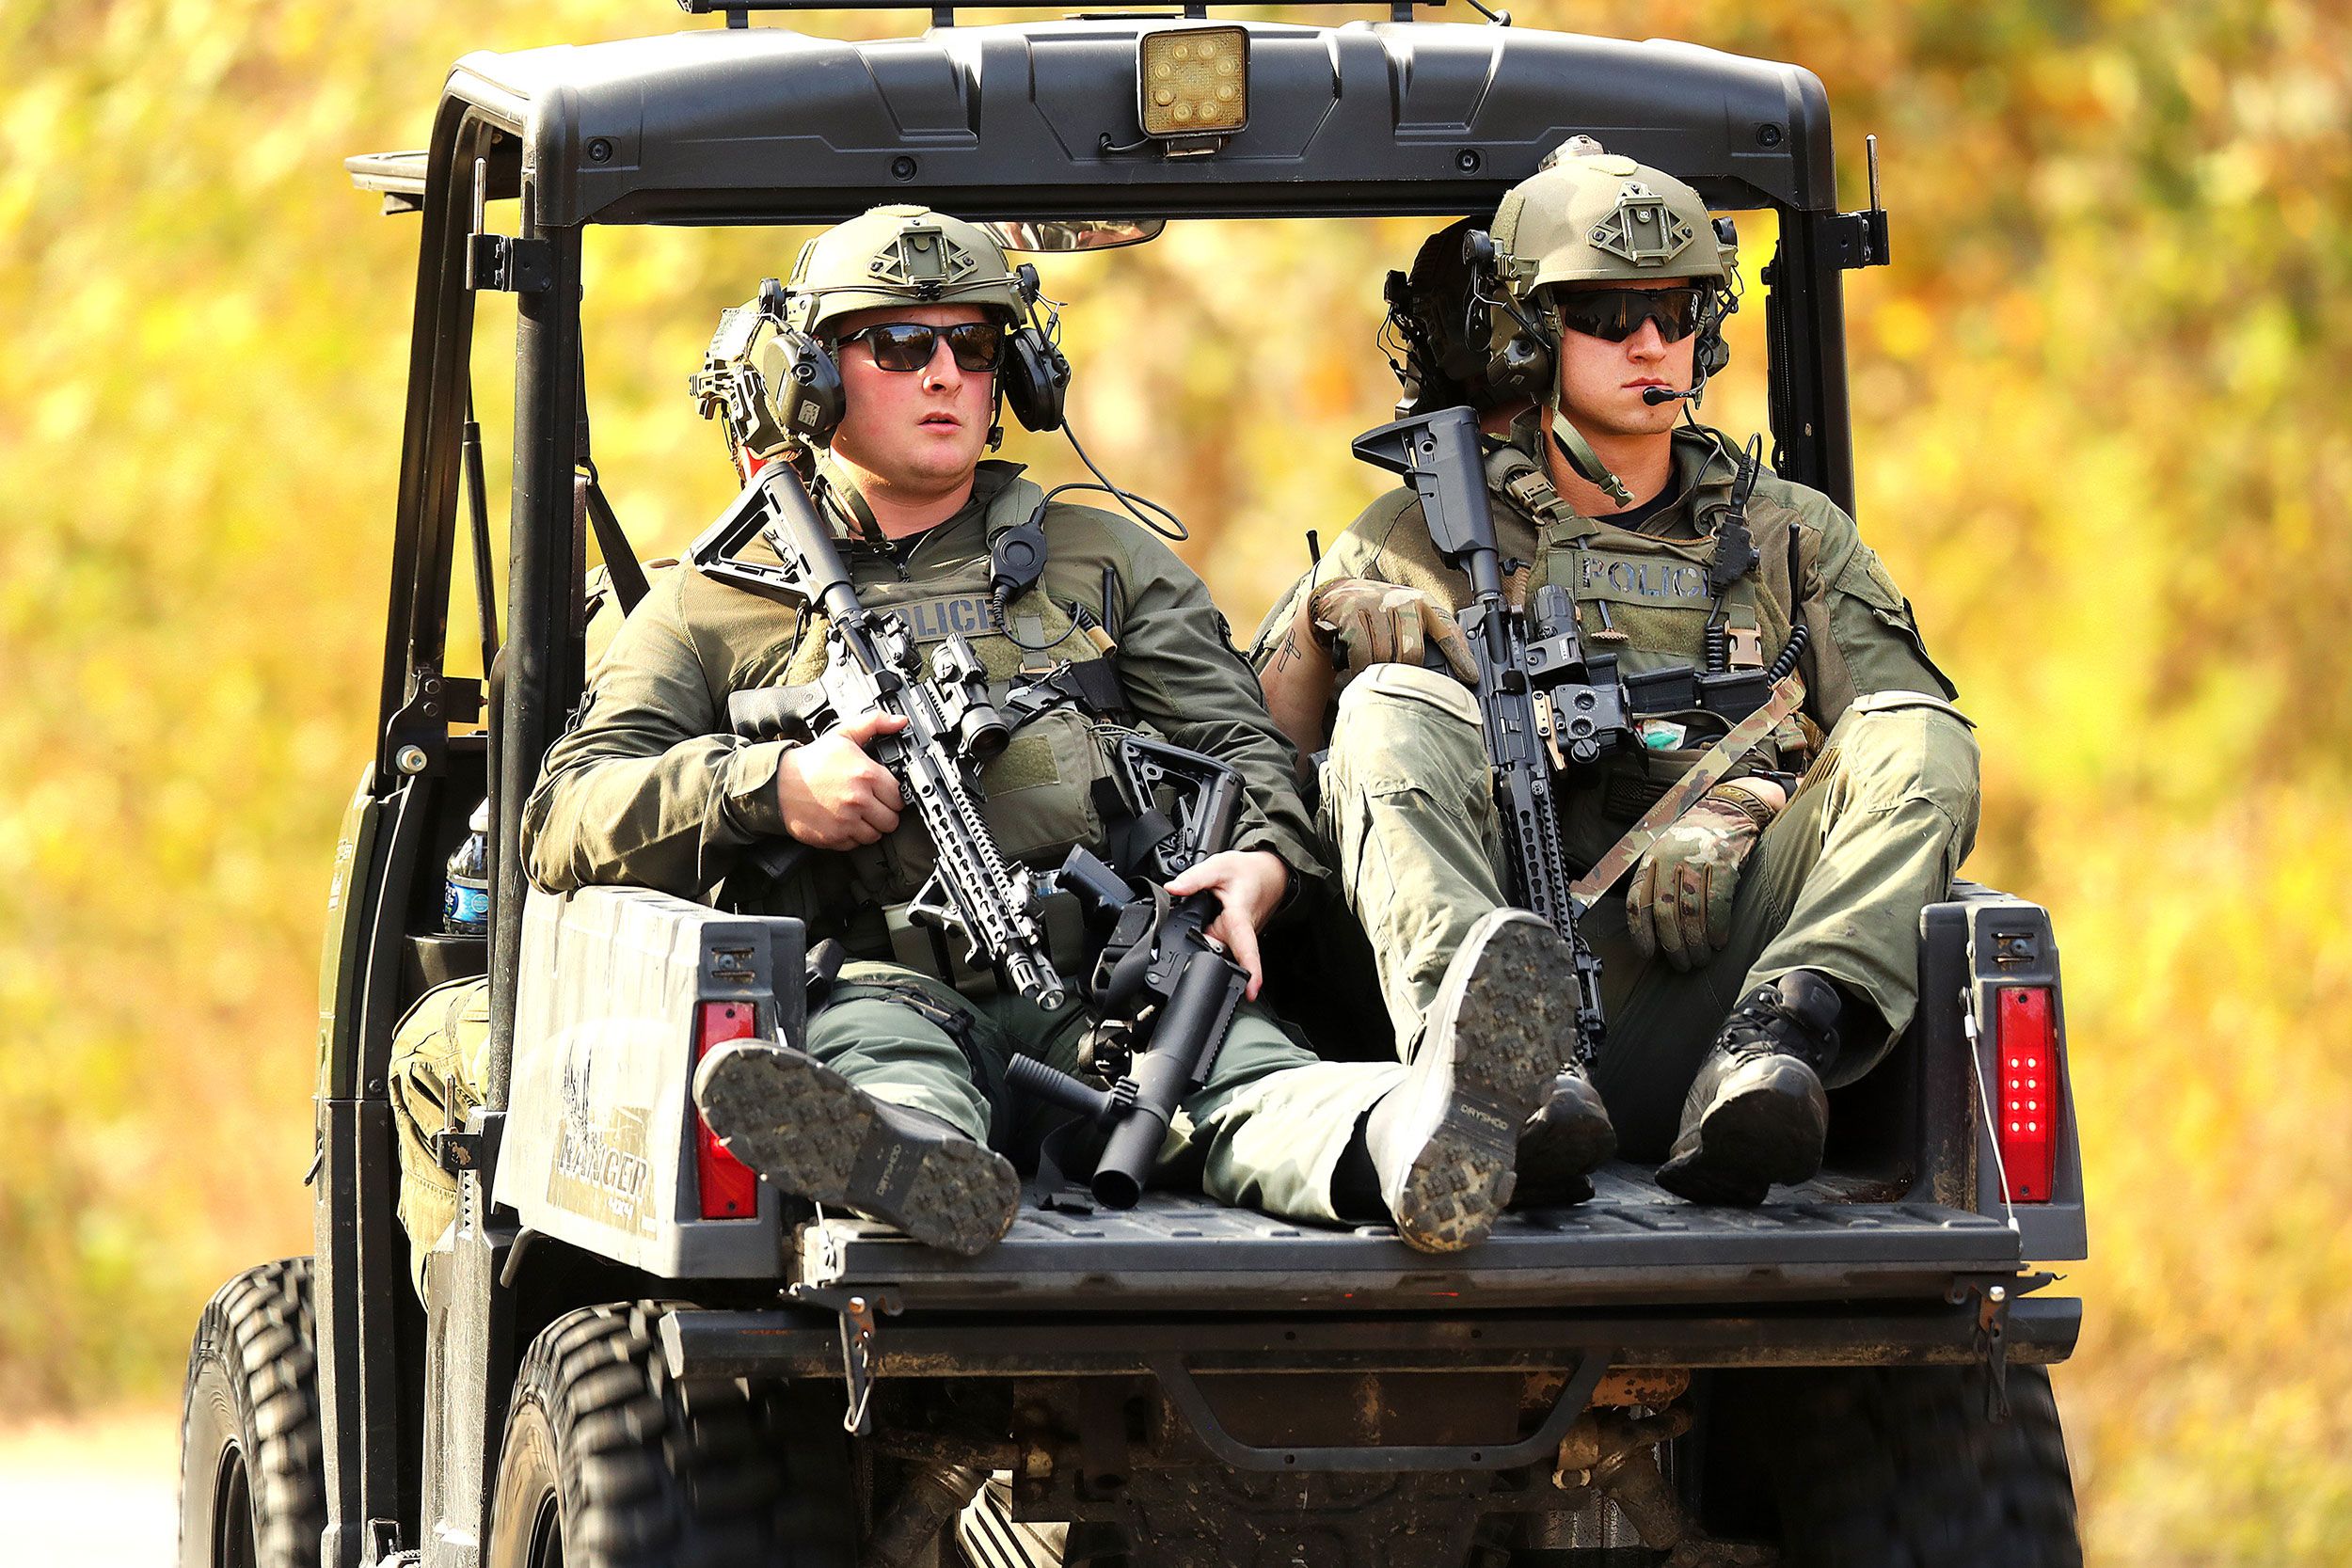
[1391,918,1563,1253]
[693,1044,1018,1257]
[1654,1060,1828,1207]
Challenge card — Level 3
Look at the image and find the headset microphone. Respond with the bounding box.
[1642,385,1701,405]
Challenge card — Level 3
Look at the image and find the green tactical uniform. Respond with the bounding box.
[390,459,1400,1292]
[1253,416,1980,1157]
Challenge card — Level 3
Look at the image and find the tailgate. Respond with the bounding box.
[793,1166,2024,1311]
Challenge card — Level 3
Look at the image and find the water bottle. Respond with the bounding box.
[443,799,490,936]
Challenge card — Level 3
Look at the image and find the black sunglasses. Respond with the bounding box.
[834,320,1007,373]
[1553,287,1711,344]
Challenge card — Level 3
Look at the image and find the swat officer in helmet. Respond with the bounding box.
[379,206,1567,1289]
[1256,145,1980,1205]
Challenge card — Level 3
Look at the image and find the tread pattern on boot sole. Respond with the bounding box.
[694,1046,1018,1257]
[1393,919,1563,1253]
[1655,1062,1829,1207]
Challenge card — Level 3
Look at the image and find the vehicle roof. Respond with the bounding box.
[432,17,1836,228]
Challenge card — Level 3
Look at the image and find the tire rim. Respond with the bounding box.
[524,1491,564,1568]
[212,1443,257,1568]
[490,1407,566,1568]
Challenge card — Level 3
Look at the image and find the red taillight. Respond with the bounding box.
[694,1002,760,1220]
[1994,987,2059,1202]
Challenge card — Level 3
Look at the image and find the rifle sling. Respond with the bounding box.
[1569,673,1805,906]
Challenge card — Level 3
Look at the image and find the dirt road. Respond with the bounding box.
[0,1406,179,1566]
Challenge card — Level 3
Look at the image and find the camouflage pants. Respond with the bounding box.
[1319,662,1980,1159]
[388,965,1403,1298]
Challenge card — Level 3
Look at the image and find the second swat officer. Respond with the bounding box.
[1256,144,1981,1205]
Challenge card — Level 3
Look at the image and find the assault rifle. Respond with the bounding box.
[1005,736,1252,1210]
[1351,407,1616,1056]
[690,462,1069,1012]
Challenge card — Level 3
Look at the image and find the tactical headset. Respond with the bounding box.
[750,263,1072,454]
[693,215,1186,575]
[1406,219,1738,415]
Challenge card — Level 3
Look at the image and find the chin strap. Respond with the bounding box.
[815,467,892,552]
[1545,398,1633,510]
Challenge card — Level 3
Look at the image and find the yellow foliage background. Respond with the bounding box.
[5,1,2349,1559]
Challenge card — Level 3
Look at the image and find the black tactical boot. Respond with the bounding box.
[1514,1065,1618,1208]
[1654,971,1843,1207]
[693,1040,1019,1256]
[1366,910,1561,1253]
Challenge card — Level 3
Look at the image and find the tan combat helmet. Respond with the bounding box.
[1488,136,1736,306]
[782,204,1033,337]
[1476,138,1741,504]
[716,204,1067,453]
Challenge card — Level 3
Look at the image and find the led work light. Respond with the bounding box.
[1137,25,1248,148]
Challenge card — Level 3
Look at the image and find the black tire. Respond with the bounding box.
[1753,1365,2080,1568]
[178,1258,328,1568]
[487,1302,856,1568]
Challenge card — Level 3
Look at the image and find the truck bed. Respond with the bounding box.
[657,1167,2072,1387]
[792,1164,2026,1312]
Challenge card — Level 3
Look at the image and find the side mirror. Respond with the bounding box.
[984,219,1166,253]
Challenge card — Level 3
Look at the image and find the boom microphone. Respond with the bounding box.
[1642,385,1700,405]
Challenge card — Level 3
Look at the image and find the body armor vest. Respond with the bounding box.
[776,474,1138,946]
[1483,443,1811,868]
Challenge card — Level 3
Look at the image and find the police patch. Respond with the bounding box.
[1573,551,1713,607]
[895,594,996,643]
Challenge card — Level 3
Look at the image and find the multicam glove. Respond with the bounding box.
[1308,576,1478,684]
[1627,784,1777,971]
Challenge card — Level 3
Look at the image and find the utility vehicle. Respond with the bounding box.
[179,6,2087,1564]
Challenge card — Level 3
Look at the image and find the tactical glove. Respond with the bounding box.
[1308,576,1478,684]
[1627,784,1776,971]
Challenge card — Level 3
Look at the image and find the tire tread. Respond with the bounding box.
[499,1302,844,1568]
[1756,1365,2081,1568]
[178,1257,327,1568]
